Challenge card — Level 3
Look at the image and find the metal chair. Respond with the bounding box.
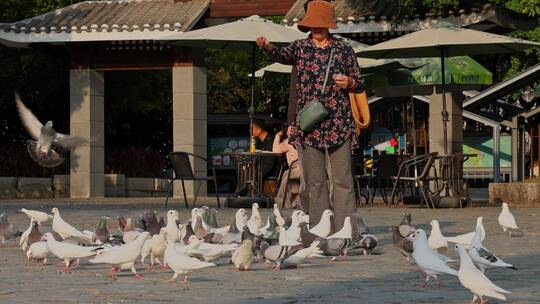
[164,151,220,209]
[390,152,439,208]
[364,154,400,205]
[352,155,371,206]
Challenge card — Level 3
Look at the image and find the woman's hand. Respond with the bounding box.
[256,36,274,52]
[333,74,351,89]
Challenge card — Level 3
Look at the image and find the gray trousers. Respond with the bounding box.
[302,139,356,231]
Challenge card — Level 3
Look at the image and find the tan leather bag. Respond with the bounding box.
[349,91,371,134]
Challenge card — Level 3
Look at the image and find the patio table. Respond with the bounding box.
[222,151,283,207]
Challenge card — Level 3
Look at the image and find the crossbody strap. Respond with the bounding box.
[321,48,335,94]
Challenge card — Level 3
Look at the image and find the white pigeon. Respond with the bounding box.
[20,217,37,251]
[165,210,180,242]
[51,207,89,240]
[327,217,352,239]
[141,228,167,269]
[190,208,201,231]
[309,209,333,238]
[276,241,323,269]
[122,218,142,243]
[445,217,485,247]
[498,203,519,233]
[90,232,150,279]
[235,209,249,231]
[164,240,216,283]
[283,211,304,243]
[468,226,517,273]
[43,232,97,272]
[20,208,52,224]
[250,203,261,222]
[278,226,301,246]
[248,214,264,235]
[185,235,238,262]
[26,241,50,266]
[428,220,448,250]
[273,204,286,227]
[456,245,512,303]
[410,229,458,287]
[15,93,87,168]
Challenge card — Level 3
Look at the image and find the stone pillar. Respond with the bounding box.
[69,69,105,198]
[511,117,519,182]
[428,90,463,154]
[172,60,207,197]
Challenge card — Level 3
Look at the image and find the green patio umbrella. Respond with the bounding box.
[369,56,493,97]
[359,23,540,154]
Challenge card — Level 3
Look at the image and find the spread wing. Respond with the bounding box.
[15,92,43,140]
[53,133,88,148]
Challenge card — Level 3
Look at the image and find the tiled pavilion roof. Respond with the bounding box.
[0,0,211,45]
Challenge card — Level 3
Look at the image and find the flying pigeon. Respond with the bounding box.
[468,226,517,273]
[498,203,519,234]
[20,208,52,224]
[428,220,448,250]
[164,240,216,283]
[409,229,458,287]
[456,245,512,303]
[15,92,88,168]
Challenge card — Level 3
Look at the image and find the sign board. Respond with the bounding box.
[208,137,249,169]
[463,136,512,168]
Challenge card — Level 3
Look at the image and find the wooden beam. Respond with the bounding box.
[67,43,200,71]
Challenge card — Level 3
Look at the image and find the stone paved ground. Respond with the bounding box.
[0,199,539,304]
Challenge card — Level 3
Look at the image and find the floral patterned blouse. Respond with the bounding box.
[268,36,365,149]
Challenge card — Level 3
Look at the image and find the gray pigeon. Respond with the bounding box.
[390,226,414,264]
[15,92,88,168]
[316,237,352,257]
[0,213,22,246]
[299,222,319,247]
[351,234,378,255]
[399,212,416,237]
[182,222,195,244]
[207,209,219,229]
[143,211,161,236]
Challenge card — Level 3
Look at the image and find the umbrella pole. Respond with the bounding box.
[440,48,448,155]
[250,43,256,143]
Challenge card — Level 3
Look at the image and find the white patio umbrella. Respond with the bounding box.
[251,57,406,77]
[359,23,540,154]
[164,15,306,136]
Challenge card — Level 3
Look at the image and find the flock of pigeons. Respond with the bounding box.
[392,203,521,304]
[0,203,377,284]
[0,202,522,303]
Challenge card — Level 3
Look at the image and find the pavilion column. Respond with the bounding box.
[428,91,463,154]
[69,69,105,198]
[172,58,207,198]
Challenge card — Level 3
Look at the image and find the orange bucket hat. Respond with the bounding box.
[297,0,337,33]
